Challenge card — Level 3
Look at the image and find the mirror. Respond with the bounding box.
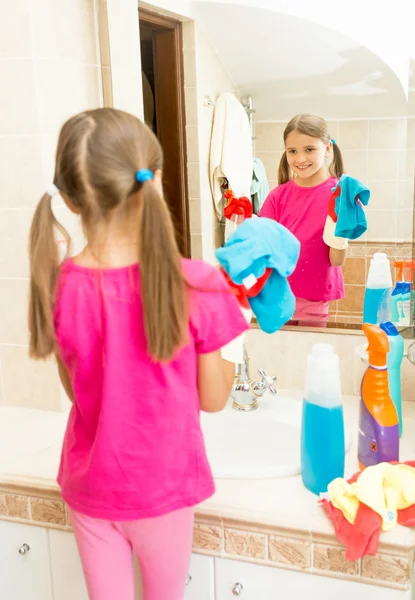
[191,1,413,333]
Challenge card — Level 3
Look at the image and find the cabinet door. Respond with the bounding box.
[215,558,411,600]
[0,521,53,600]
[49,529,89,600]
[185,553,215,600]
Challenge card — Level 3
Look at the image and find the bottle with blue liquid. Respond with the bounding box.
[363,253,393,325]
[301,344,345,496]
[380,321,404,437]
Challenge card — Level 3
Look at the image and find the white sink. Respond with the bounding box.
[200,394,352,479]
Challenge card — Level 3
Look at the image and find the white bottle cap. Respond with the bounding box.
[304,344,342,408]
[367,252,393,289]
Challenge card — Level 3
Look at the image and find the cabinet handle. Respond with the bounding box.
[232,582,243,596]
[18,543,30,556]
[185,573,192,586]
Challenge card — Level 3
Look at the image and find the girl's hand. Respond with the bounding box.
[329,247,347,268]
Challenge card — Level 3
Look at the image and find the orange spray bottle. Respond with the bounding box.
[358,324,399,470]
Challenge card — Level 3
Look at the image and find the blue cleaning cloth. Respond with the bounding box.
[333,175,370,239]
[215,218,300,333]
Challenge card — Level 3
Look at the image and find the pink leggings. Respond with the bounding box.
[70,507,194,600]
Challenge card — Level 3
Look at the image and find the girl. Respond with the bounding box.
[259,113,346,328]
[28,108,249,600]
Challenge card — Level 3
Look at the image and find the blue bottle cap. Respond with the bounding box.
[380,321,399,336]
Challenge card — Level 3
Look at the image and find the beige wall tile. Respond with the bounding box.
[32,0,98,64]
[187,163,201,198]
[396,209,413,243]
[342,257,366,286]
[337,285,365,314]
[255,123,282,152]
[369,119,406,150]
[342,150,368,183]
[183,49,197,88]
[184,88,198,127]
[0,494,29,519]
[366,209,397,243]
[0,209,33,278]
[36,61,101,135]
[186,126,199,161]
[368,181,399,210]
[0,136,44,208]
[314,544,358,575]
[182,21,195,50]
[0,0,32,58]
[0,346,61,410]
[224,528,266,559]
[0,280,29,345]
[338,120,369,150]
[193,524,222,552]
[397,179,414,210]
[0,60,38,135]
[361,554,411,585]
[326,121,339,145]
[191,233,203,259]
[368,150,399,181]
[255,152,279,182]
[189,197,202,234]
[268,536,310,569]
[30,498,66,526]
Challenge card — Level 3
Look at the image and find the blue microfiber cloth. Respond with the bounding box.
[215,218,300,333]
[333,175,370,240]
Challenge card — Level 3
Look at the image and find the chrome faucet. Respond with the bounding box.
[231,345,277,412]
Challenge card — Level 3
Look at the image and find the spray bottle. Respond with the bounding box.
[399,260,415,327]
[363,253,393,325]
[391,261,404,325]
[358,324,399,469]
[380,321,404,437]
[301,344,345,495]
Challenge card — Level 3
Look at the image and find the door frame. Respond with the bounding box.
[139,9,191,257]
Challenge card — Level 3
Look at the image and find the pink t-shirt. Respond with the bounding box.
[54,259,249,520]
[259,177,344,302]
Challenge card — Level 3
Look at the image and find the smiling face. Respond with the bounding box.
[285,130,331,186]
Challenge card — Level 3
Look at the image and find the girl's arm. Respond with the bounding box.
[198,351,235,413]
[330,247,347,267]
[56,354,74,403]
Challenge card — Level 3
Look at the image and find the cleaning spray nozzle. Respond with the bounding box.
[362,324,390,368]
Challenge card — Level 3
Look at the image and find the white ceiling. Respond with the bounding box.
[192,1,410,120]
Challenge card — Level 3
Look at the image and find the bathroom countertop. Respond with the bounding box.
[1,395,415,551]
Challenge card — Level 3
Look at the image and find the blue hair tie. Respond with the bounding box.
[136,169,154,183]
[331,138,336,145]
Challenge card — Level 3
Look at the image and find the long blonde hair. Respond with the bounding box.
[278,113,345,185]
[29,108,188,362]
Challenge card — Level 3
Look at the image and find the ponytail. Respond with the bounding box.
[29,193,70,359]
[139,182,188,362]
[330,143,345,179]
[278,152,290,185]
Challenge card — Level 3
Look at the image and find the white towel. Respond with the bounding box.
[209,93,253,224]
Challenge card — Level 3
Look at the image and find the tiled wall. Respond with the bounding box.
[0,0,102,410]
[183,21,239,264]
[254,118,415,322]
[247,326,415,401]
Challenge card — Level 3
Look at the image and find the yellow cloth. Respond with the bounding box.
[328,463,415,532]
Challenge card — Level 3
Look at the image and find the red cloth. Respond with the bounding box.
[220,267,272,310]
[327,184,341,222]
[223,190,253,220]
[321,461,415,561]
